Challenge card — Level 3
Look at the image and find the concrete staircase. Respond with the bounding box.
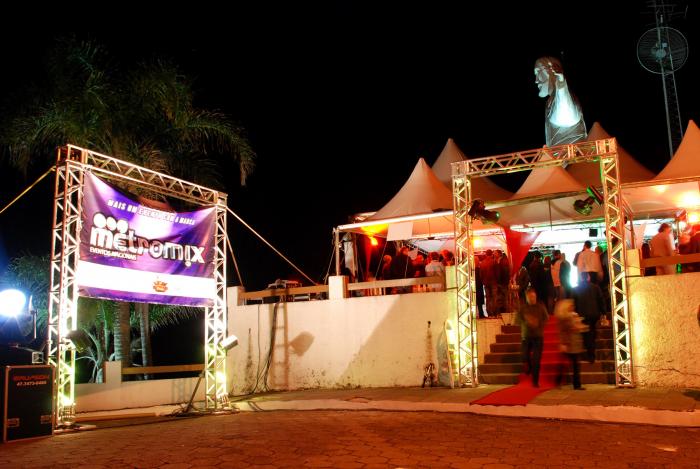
[479,321,616,385]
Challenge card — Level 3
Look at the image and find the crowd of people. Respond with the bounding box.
[643,221,700,275]
[377,247,455,293]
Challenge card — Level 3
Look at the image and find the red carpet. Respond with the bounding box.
[471,315,566,406]
[470,375,554,406]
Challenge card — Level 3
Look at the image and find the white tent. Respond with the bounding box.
[368,157,453,221]
[496,151,595,228]
[338,158,493,240]
[654,120,700,181]
[567,122,655,186]
[620,121,700,218]
[432,138,512,201]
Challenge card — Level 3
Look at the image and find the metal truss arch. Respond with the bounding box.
[451,138,633,387]
[48,145,230,424]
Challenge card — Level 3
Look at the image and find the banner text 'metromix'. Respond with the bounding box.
[89,212,205,267]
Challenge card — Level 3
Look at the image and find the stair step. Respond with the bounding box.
[495,333,521,343]
[483,353,522,364]
[479,363,523,374]
[490,343,521,353]
[480,371,617,385]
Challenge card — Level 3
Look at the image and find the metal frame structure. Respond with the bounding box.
[451,139,634,387]
[47,145,229,424]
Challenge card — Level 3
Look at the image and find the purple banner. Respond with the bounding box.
[77,172,216,306]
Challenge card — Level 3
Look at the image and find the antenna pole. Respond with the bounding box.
[657,26,675,160]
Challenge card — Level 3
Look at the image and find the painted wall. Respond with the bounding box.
[226,290,457,394]
[628,273,700,387]
[75,361,204,412]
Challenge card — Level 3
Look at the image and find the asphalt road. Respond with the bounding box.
[2,410,699,468]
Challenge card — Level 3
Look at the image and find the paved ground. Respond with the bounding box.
[3,410,700,468]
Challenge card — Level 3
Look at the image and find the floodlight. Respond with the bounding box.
[221,334,239,351]
[574,186,604,216]
[0,289,27,318]
[468,199,500,225]
[65,329,91,353]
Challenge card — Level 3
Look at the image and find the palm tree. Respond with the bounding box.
[1,37,254,371]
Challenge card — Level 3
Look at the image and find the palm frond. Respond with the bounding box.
[148,303,201,331]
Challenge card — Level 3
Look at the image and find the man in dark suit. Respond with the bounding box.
[573,273,606,363]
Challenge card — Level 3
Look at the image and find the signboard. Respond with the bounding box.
[76,173,216,306]
[2,365,54,442]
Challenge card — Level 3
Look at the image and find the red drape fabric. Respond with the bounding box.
[504,227,540,279]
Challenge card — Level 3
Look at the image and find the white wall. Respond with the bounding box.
[75,361,204,412]
[226,290,456,394]
[629,273,700,387]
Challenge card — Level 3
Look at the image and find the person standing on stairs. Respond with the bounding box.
[515,288,549,387]
[573,273,605,363]
[554,299,588,390]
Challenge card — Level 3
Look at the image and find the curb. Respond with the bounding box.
[234,398,700,427]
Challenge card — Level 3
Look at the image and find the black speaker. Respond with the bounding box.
[589,228,598,237]
[2,365,54,442]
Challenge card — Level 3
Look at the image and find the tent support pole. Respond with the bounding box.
[334,228,341,276]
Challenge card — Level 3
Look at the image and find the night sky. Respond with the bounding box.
[1,2,699,291]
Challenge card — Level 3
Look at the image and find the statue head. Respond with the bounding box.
[534,56,563,98]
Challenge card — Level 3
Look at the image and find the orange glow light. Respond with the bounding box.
[678,191,700,209]
[473,237,482,248]
[369,236,378,246]
[652,184,668,194]
[688,212,700,224]
[361,224,388,236]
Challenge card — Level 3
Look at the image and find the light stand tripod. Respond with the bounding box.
[177,334,239,416]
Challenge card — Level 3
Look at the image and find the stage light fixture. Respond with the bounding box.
[0,289,26,318]
[468,199,500,224]
[221,334,239,351]
[573,186,604,216]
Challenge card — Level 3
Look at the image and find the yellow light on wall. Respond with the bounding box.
[653,184,668,194]
[688,212,700,224]
[678,191,700,209]
[361,224,388,236]
[473,237,482,248]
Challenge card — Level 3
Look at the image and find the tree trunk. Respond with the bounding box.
[114,302,132,370]
[137,303,153,379]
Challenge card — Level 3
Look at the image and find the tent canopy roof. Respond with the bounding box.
[432,138,512,201]
[654,120,700,181]
[566,122,655,185]
[367,158,453,221]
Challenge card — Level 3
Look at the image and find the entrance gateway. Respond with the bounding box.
[451,139,633,387]
[47,145,229,424]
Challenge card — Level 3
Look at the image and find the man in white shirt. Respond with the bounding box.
[649,223,676,275]
[575,241,603,283]
[551,250,562,300]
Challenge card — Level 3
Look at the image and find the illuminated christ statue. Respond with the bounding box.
[534,57,587,147]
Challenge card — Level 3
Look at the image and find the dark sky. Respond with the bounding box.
[1,1,699,290]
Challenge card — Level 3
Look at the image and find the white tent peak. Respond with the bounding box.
[367,157,454,221]
[431,138,512,201]
[432,138,466,186]
[567,122,654,185]
[513,149,585,199]
[654,120,700,180]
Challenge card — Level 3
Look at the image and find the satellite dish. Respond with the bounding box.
[637,14,689,159]
[637,27,688,74]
